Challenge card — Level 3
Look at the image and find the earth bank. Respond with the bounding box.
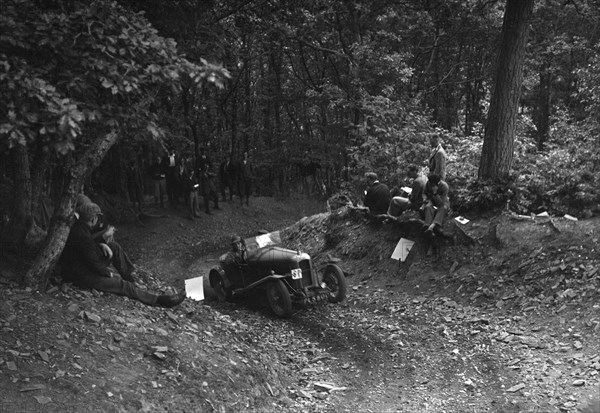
[0,196,599,412]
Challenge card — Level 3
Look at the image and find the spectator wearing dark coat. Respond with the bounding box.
[363,172,391,215]
[219,156,236,202]
[125,159,144,212]
[423,174,450,233]
[75,194,135,280]
[196,151,219,214]
[148,156,167,208]
[164,151,179,207]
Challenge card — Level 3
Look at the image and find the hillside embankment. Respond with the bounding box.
[1,197,599,412]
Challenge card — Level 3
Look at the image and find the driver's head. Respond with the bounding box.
[230,235,243,252]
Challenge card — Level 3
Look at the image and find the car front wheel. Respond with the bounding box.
[209,269,229,302]
[323,264,347,303]
[266,280,293,318]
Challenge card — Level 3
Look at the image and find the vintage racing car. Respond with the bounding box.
[209,231,347,317]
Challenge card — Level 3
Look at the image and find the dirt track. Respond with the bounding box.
[1,197,599,412]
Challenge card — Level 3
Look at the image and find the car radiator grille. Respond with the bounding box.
[299,259,312,286]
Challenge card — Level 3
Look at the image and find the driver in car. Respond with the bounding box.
[223,235,247,267]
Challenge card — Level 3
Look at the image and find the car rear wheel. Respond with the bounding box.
[266,280,292,318]
[209,269,228,302]
[323,264,347,303]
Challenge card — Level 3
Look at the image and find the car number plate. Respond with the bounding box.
[291,269,302,280]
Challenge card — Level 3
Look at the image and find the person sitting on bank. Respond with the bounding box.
[388,164,428,217]
[362,172,391,215]
[75,194,135,282]
[60,202,185,308]
[422,174,452,239]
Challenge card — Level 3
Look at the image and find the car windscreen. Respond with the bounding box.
[244,231,282,252]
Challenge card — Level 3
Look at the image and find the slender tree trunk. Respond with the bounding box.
[24,131,120,291]
[534,71,551,150]
[31,147,52,228]
[478,0,534,180]
[0,145,33,251]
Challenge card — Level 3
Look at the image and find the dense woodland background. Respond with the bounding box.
[0,0,599,289]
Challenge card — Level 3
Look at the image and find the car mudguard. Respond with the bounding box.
[209,267,232,290]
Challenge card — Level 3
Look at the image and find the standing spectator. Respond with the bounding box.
[182,157,201,219]
[125,159,144,213]
[428,133,448,180]
[176,156,187,205]
[219,155,236,202]
[363,172,391,215]
[148,155,167,208]
[236,151,252,206]
[197,150,219,214]
[164,150,179,207]
[388,165,428,217]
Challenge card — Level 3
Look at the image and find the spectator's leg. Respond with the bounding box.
[424,205,436,226]
[152,180,160,208]
[159,179,166,208]
[75,276,159,306]
[213,190,219,209]
[107,241,134,281]
[432,205,448,227]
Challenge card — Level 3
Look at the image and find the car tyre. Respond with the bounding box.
[323,264,347,303]
[209,269,229,302]
[266,280,293,318]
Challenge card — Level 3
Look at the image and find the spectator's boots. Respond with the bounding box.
[157,291,186,308]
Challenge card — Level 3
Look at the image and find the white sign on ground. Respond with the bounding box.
[391,238,414,262]
[455,216,470,225]
[185,276,204,301]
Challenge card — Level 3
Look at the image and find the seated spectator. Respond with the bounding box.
[423,174,452,238]
[363,172,391,215]
[388,165,428,217]
[75,194,135,281]
[61,203,185,307]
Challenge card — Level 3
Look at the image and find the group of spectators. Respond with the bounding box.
[362,134,454,249]
[126,149,253,219]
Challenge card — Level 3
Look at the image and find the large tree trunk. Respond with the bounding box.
[478,0,534,180]
[23,131,120,291]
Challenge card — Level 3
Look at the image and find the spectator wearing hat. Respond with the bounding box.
[61,203,185,307]
[363,172,391,215]
[221,235,247,267]
[148,155,167,208]
[75,195,135,280]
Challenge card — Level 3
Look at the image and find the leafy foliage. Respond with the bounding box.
[0,0,228,154]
